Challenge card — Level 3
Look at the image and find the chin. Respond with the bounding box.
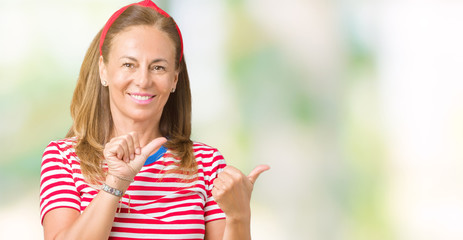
[127,111,159,122]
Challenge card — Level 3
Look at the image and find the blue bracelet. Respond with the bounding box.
[101,183,124,197]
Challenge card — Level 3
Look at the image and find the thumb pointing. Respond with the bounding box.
[139,137,167,161]
[130,137,167,174]
[247,164,270,184]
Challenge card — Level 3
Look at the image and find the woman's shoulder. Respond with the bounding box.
[43,137,77,156]
[41,137,80,171]
[191,141,224,157]
[192,141,219,152]
[46,137,77,148]
[191,141,226,164]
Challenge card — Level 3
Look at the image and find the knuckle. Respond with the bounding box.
[224,166,235,172]
[235,173,244,181]
[113,139,123,145]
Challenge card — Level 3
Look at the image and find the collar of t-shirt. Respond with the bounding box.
[144,146,167,166]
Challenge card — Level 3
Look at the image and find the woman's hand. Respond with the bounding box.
[211,165,270,221]
[103,132,167,183]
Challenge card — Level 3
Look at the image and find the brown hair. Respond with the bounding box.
[66,5,195,184]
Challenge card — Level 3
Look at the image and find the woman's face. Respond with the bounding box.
[99,25,179,125]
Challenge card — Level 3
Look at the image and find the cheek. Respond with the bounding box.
[158,75,176,91]
[109,72,131,92]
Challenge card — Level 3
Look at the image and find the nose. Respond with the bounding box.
[134,68,151,88]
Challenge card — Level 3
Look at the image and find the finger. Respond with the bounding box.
[120,138,130,162]
[211,187,221,200]
[211,187,218,197]
[224,166,246,181]
[106,138,127,161]
[111,137,129,162]
[125,134,135,160]
[137,137,167,162]
[116,145,124,160]
[212,177,224,190]
[131,137,167,169]
[130,132,141,155]
[216,170,234,187]
[247,164,270,184]
[105,144,118,159]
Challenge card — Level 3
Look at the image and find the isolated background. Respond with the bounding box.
[1,0,463,239]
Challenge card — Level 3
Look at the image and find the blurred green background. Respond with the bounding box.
[1,0,463,239]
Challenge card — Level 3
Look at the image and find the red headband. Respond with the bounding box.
[99,0,183,63]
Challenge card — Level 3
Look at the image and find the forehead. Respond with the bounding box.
[109,25,176,60]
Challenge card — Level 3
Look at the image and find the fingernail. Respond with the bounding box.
[130,154,135,160]
[136,148,141,155]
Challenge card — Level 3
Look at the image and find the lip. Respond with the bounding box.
[128,92,155,104]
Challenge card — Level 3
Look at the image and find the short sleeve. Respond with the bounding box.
[39,141,80,224]
[203,149,227,222]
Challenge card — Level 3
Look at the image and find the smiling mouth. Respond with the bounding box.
[129,93,155,101]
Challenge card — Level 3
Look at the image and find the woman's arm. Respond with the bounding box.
[43,175,129,240]
[206,165,270,240]
[205,219,226,240]
[205,217,251,240]
[42,134,166,240]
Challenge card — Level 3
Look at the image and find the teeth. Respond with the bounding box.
[131,95,151,100]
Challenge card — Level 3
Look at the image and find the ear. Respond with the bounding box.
[99,55,107,85]
[172,70,179,90]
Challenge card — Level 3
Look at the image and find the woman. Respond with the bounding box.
[39,1,269,239]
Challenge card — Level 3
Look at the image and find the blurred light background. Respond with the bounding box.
[1,0,463,239]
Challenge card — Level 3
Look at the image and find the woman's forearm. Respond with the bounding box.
[51,176,129,240]
[222,215,251,240]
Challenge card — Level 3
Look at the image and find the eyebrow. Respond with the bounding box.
[119,56,169,64]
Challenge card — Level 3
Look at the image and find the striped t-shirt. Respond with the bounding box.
[40,138,227,239]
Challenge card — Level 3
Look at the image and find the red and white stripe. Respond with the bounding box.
[40,138,226,240]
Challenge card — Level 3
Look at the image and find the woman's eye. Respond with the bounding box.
[122,63,134,68]
[152,65,166,71]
